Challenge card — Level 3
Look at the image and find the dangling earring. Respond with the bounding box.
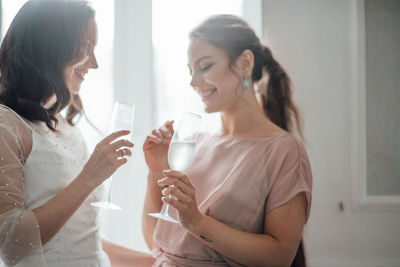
[242,74,251,89]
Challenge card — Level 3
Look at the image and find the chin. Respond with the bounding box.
[71,90,80,95]
[68,84,81,95]
[68,89,80,96]
[204,105,220,113]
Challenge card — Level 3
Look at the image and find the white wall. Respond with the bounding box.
[262,1,400,266]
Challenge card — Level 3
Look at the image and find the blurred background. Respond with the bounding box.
[1,0,399,266]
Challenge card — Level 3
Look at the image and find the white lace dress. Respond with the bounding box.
[0,105,110,267]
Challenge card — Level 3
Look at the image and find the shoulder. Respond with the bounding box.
[268,133,304,154]
[0,105,33,156]
[0,105,32,131]
[265,133,309,169]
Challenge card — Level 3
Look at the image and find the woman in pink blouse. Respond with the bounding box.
[143,15,312,266]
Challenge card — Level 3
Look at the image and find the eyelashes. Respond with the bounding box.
[188,62,214,76]
[199,63,213,72]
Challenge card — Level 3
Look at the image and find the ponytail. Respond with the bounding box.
[260,45,303,138]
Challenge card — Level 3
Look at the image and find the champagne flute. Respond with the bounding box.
[90,101,135,210]
[148,111,201,223]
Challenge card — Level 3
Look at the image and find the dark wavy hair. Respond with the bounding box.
[190,15,305,267]
[0,0,95,130]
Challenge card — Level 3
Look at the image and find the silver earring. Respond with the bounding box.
[242,74,251,89]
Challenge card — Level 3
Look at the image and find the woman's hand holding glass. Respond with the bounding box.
[81,130,133,189]
[147,112,201,223]
[158,169,203,229]
[90,101,135,209]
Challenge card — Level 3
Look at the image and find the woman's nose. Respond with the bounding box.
[88,53,98,69]
[190,73,200,88]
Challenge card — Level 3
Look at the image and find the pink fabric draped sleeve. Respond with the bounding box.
[152,133,312,267]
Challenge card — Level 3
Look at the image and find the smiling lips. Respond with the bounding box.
[199,88,217,101]
[75,69,87,80]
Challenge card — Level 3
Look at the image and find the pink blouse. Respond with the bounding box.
[152,133,312,266]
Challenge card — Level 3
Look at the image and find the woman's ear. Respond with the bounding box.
[235,49,254,75]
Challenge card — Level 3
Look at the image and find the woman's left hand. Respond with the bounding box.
[158,170,203,229]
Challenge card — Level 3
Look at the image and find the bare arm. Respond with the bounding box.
[189,193,306,266]
[33,130,133,244]
[160,170,307,267]
[102,239,154,267]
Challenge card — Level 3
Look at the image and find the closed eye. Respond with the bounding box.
[200,63,213,72]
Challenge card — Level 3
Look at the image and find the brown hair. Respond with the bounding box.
[190,14,302,138]
[190,14,305,266]
[0,0,95,130]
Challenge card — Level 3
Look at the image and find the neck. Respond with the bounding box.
[220,88,281,137]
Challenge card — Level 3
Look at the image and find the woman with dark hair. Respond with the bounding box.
[0,0,153,266]
[143,15,312,266]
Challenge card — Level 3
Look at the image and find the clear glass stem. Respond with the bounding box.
[90,176,121,210]
[160,203,170,216]
[106,177,114,203]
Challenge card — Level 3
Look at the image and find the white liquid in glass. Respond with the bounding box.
[168,141,196,171]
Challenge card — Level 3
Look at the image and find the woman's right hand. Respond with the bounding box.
[143,120,174,173]
[81,130,134,188]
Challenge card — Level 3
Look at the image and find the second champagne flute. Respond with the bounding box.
[90,101,135,210]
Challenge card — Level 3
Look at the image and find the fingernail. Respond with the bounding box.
[157,178,165,185]
[161,197,167,202]
[162,169,171,174]
[162,188,168,195]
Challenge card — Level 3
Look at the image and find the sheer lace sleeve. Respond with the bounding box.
[0,106,46,266]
